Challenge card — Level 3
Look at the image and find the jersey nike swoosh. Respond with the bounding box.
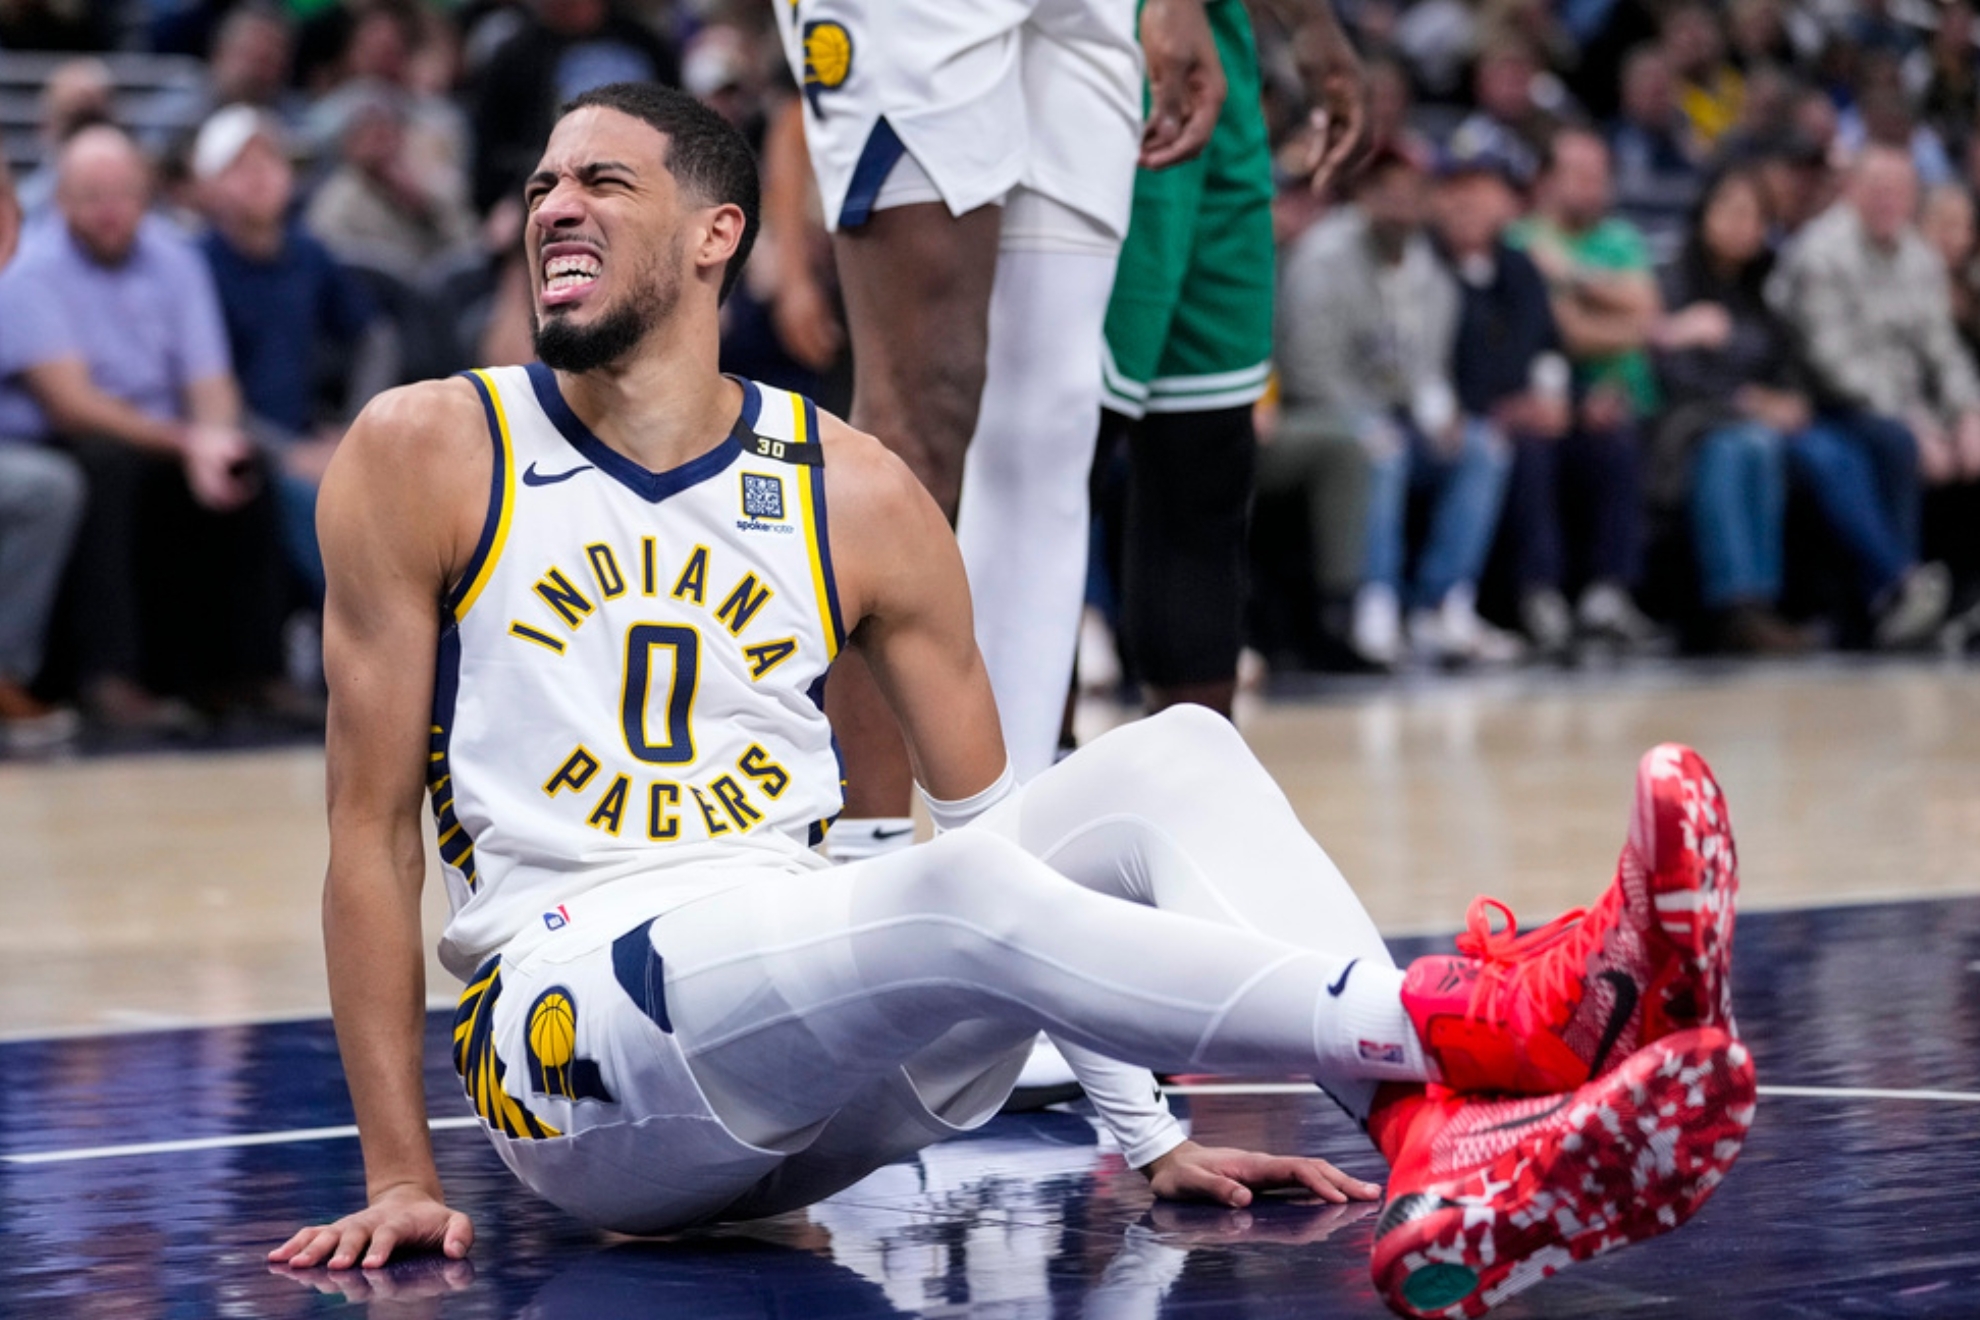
[522,461,595,486]
[1327,958,1360,997]
[1586,971,1640,1077]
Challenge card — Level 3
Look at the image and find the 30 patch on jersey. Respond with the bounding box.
[741,473,785,521]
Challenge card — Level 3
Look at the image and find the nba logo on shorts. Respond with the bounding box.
[543,904,571,931]
[742,473,785,521]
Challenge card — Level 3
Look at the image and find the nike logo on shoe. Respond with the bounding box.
[1327,959,1360,997]
[522,462,595,486]
[1478,1095,1573,1133]
[1586,971,1640,1076]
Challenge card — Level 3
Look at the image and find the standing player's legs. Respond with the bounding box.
[952,7,1142,779]
[954,190,1123,780]
[1103,1,1276,716]
[824,198,1001,840]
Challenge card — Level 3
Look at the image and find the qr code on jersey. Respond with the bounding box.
[742,473,785,521]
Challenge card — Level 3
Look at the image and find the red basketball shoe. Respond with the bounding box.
[1368,1027,1756,1319]
[1401,743,1739,1095]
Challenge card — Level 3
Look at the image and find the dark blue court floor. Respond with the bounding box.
[4,897,1978,1319]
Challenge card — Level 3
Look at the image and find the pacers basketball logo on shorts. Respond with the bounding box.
[802,21,854,115]
[526,986,616,1104]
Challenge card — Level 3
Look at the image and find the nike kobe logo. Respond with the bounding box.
[1327,959,1360,997]
[1586,971,1640,1077]
[522,461,594,486]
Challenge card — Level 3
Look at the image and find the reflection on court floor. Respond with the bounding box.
[4,898,1977,1319]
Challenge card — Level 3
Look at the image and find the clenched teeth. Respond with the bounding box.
[545,254,601,290]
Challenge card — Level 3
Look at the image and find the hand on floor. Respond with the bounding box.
[1141,1139,1382,1208]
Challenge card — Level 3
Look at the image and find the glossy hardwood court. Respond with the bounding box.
[2,658,1977,1318]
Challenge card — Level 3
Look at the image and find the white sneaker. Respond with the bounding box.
[1521,587,1575,657]
[1577,581,1660,648]
[1875,562,1952,649]
[1413,584,1526,667]
[1353,583,1402,668]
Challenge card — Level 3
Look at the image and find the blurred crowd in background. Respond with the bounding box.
[0,0,1976,752]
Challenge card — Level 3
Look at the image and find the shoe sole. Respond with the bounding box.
[1371,1028,1756,1319]
[1631,744,1739,1035]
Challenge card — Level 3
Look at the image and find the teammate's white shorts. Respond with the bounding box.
[774,0,1143,235]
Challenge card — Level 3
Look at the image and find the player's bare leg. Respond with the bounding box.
[826,201,1000,833]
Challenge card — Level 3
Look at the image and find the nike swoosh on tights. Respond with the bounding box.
[522,461,595,487]
[1327,959,1360,997]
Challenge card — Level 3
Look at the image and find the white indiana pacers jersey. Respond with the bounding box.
[431,364,847,981]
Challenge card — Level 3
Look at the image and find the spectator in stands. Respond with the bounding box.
[1792,81,1842,159]
[1662,3,1743,149]
[16,58,115,223]
[1718,63,1799,154]
[1504,127,1663,653]
[1849,0,1921,60]
[1771,144,1967,646]
[1447,34,1556,189]
[1274,149,1514,668]
[1432,143,1575,639]
[1839,75,1956,190]
[1650,167,1818,653]
[1910,0,1978,157]
[1725,0,1796,73]
[1609,44,1707,263]
[308,5,473,233]
[0,159,84,750]
[205,4,303,128]
[0,125,289,728]
[305,82,479,281]
[1360,56,1432,167]
[194,106,381,601]
[468,0,679,215]
[1922,182,1980,356]
[1716,127,1833,250]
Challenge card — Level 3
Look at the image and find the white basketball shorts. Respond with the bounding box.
[774,0,1143,236]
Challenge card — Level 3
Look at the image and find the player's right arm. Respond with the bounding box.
[269,378,491,1271]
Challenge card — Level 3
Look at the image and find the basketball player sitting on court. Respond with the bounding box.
[271,85,1755,1320]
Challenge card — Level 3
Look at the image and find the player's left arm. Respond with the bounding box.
[818,416,1007,798]
[1249,0,1367,192]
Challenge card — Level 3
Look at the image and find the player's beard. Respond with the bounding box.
[534,235,682,373]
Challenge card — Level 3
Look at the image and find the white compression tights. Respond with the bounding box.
[954,190,1123,781]
[658,707,1421,1150]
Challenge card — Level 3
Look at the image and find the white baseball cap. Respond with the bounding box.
[192,103,281,180]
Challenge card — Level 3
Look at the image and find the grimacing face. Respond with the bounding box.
[523,106,693,372]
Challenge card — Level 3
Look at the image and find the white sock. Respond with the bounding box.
[824,817,917,864]
[1312,959,1426,1084]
